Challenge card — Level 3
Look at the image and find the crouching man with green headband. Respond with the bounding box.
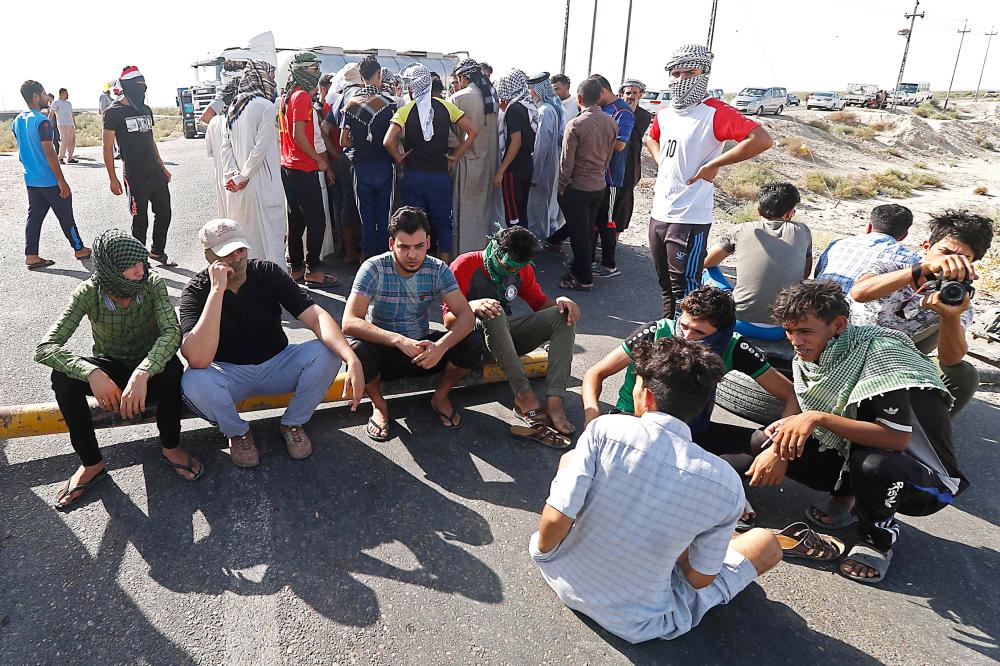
[444,226,580,446]
[36,229,199,511]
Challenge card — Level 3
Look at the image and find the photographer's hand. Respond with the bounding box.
[921,291,971,366]
[921,254,977,283]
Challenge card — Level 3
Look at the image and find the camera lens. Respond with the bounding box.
[938,281,967,306]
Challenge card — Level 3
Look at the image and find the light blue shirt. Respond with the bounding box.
[12,110,58,188]
[530,411,745,643]
[815,232,921,293]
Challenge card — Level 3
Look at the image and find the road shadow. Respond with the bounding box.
[574,584,884,664]
[0,412,503,660]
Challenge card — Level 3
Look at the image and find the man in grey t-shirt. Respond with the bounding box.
[49,88,77,163]
[530,337,781,643]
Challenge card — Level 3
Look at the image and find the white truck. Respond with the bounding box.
[844,83,879,107]
[890,82,932,106]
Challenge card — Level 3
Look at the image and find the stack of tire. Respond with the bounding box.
[715,338,793,425]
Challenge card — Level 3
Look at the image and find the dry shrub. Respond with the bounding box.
[778,136,813,159]
[722,201,760,223]
[974,186,989,196]
[802,169,940,200]
[832,123,876,140]
[870,120,896,132]
[806,119,830,132]
[828,110,861,125]
[914,162,928,169]
[716,162,777,201]
[0,119,15,152]
[973,128,995,151]
[885,147,904,158]
[914,102,959,120]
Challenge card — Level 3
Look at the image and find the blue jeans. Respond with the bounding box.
[181,340,342,438]
[401,170,454,254]
[25,185,84,255]
[354,159,394,259]
[703,267,787,341]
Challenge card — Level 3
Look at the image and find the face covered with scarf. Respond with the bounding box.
[664,43,713,111]
[92,228,149,299]
[287,51,322,93]
[672,307,735,433]
[113,66,147,109]
[400,63,436,142]
[228,60,277,128]
[483,237,530,303]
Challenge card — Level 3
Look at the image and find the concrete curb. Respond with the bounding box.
[0,351,549,440]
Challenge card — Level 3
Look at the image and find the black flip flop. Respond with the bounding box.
[430,403,463,429]
[160,452,204,481]
[27,258,56,271]
[54,468,108,511]
[366,417,392,442]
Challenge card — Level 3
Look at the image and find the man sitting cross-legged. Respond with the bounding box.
[530,337,782,643]
[180,219,364,468]
[36,229,198,510]
[342,206,482,442]
[444,226,580,445]
[714,280,967,584]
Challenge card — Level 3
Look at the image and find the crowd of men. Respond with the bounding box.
[11,40,995,644]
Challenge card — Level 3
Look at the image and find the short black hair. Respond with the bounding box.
[757,182,800,220]
[58,88,67,95]
[679,286,736,331]
[480,62,493,75]
[927,209,994,261]
[431,78,445,97]
[495,226,536,263]
[769,280,849,325]
[588,74,613,93]
[551,73,570,86]
[578,78,603,106]
[869,204,913,239]
[359,56,381,82]
[633,337,725,421]
[319,74,333,88]
[20,80,44,105]
[388,206,431,239]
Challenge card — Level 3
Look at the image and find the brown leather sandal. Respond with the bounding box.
[774,522,846,561]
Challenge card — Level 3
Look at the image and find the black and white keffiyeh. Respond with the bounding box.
[495,69,539,157]
[619,78,647,94]
[228,60,276,128]
[380,68,400,94]
[401,63,435,142]
[455,57,497,115]
[664,43,713,112]
[527,72,563,133]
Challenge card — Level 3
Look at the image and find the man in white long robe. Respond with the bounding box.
[527,73,562,241]
[221,61,287,267]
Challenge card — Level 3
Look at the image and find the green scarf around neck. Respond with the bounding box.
[483,238,528,300]
[287,52,321,94]
[92,228,149,298]
[793,324,951,457]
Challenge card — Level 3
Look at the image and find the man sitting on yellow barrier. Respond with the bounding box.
[179,219,364,468]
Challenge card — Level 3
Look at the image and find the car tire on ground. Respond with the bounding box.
[775,105,784,115]
[756,106,764,116]
[715,370,785,426]
[806,106,813,110]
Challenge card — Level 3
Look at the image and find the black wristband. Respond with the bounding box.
[911,263,923,286]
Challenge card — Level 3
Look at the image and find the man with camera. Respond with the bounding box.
[850,210,994,415]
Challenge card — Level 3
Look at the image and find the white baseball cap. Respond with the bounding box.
[198,218,252,257]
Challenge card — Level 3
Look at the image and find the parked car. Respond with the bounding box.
[843,83,879,107]
[787,94,800,106]
[806,91,846,111]
[638,89,671,113]
[732,86,787,115]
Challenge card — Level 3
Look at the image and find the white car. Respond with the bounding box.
[806,92,846,111]
[638,90,671,113]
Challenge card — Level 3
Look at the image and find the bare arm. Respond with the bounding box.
[676,549,717,589]
[297,304,364,410]
[645,135,661,165]
[450,114,478,164]
[102,129,118,182]
[339,126,353,149]
[754,367,800,418]
[180,264,231,369]
[536,504,573,553]
[703,245,731,269]
[492,131,521,188]
[688,126,773,185]
[434,290,475,350]
[292,119,327,169]
[582,347,633,427]
[850,269,912,303]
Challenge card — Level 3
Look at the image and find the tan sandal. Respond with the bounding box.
[774,522,846,561]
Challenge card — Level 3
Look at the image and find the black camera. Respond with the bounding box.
[925,274,975,306]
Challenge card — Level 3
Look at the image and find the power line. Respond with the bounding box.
[975,28,998,101]
[943,20,972,111]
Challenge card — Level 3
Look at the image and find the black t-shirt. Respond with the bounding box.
[623,106,652,188]
[103,101,158,178]
[179,260,314,365]
[854,388,967,493]
[503,102,536,180]
[401,97,457,174]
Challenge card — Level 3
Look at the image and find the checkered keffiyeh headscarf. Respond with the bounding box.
[619,78,646,94]
[286,52,322,93]
[665,43,713,111]
[454,57,497,115]
[227,60,276,128]
[496,69,539,158]
[401,63,435,141]
[92,228,149,298]
[528,74,563,133]
[380,68,400,94]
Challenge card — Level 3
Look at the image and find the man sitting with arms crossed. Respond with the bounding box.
[530,337,782,642]
[445,226,580,446]
[342,207,481,442]
[814,203,919,293]
[180,219,364,468]
[723,281,965,583]
[850,210,993,416]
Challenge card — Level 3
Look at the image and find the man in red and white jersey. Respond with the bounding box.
[645,44,773,318]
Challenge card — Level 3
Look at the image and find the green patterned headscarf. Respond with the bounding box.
[483,237,529,301]
[92,229,149,298]
[287,52,322,93]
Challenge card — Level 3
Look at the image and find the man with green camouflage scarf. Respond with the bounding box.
[444,226,580,444]
[36,228,200,511]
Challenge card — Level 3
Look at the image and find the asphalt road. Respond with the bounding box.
[1,138,998,665]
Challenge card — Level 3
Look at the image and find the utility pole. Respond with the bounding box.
[891,0,924,112]
[974,28,997,101]
[943,20,972,111]
[587,0,598,75]
[560,0,572,74]
[621,0,634,84]
[706,0,719,51]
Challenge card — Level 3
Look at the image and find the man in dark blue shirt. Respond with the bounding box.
[589,74,634,278]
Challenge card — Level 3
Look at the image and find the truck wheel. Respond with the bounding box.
[184,128,196,139]
[715,371,785,425]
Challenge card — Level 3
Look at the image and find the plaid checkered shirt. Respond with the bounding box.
[814,232,921,293]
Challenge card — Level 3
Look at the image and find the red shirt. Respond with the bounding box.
[444,251,548,316]
[279,89,318,171]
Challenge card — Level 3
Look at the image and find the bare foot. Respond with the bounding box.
[161,447,201,480]
[841,557,881,579]
[545,397,576,436]
[55,462,106,508]
[810,496,855,526]
[74,247,92,260]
